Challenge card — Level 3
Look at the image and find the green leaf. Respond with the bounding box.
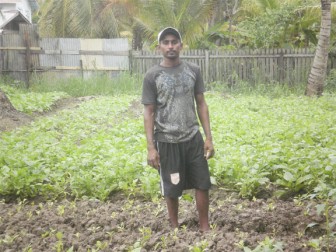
[283,172,294,182]
[315,204,326,216]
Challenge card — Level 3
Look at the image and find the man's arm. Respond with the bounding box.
[195,93,215,159]
[144,104,160,169]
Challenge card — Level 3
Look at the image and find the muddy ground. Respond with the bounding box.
[0,190,335,251]
[0,97,335,251]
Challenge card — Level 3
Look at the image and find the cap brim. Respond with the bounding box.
[158,27,182,43]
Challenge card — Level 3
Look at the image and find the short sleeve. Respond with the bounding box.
[192,64,205,94]
[141,69,157,105]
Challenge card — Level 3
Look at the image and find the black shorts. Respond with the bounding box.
[156,131,211,198]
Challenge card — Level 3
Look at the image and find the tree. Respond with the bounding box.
[236,0,323,48]
[38,0,120,38]
[305,0,332,96]
[204,0,240,48]
[134,0,217,48]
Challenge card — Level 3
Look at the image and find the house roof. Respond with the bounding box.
[28,0,39,11]
[0,10,30,29]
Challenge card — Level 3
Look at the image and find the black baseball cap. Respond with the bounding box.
[157,27,182,43]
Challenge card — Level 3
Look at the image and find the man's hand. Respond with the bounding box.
[147,148,160,169]
[204,139,215,160]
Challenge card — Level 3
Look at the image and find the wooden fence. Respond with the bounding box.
[130,49,320,85]
[1,24,335,86]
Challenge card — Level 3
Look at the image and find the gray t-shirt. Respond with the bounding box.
[142,61,205,143]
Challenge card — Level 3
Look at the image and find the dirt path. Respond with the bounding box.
[0,97,88,132]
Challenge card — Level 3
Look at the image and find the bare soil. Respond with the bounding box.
[0,97,335,251]
[0,97,89,132]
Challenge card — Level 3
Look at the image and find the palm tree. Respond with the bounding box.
[38,0,120,38]
[134,0,217,48]
[305,0,332,96]
[38,0,74,37]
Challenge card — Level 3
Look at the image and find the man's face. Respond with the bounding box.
[158,34,183,59]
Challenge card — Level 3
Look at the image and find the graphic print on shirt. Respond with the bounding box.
[154,65,199,142]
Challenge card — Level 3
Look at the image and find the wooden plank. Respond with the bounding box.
[55,66,122,71]
[0,47,41,51]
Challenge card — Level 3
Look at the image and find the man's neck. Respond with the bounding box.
[160,58,181,67]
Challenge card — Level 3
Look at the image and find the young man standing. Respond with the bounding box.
[141,27,214,231]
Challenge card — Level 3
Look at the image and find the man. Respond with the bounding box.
[141,27,214,231]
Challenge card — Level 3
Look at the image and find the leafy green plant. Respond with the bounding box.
[0,84,68,114]
[0,94,159,200]
[314,203,336,252]
[239,236,283,252]
[0,88,335,201]
[189,240,209,252]
[207,93,336,199]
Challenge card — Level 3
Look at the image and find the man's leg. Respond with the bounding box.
[195,189,210,231]
[165,197,179,228]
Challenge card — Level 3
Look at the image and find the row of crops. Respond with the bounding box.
[1,86,336,201]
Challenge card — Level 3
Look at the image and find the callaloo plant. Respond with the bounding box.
[0,94,155,200]
[207,94,336,199]
[0,84,68,114]
[0,88,335,201]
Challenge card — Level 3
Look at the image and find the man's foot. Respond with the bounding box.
[170,221,179,229]
[199,222,210,232]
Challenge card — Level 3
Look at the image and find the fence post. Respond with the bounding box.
[205,50,209,83]
[80,59,84,79]
[279,49,285,83]
[19,24,40,88]
[23,32,31,88]
[129,50,133,75]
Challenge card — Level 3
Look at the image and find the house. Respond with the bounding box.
[0,0,39,33]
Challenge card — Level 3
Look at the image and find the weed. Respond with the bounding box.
[314,202,336,252]
[238,236,284,252]
[189,240,209,252]
[0,234,19,245]
[139,226,152,245]
[55,232,64,252]
[95,240,108,250]
[23,244,33,252]
[308,238,322,251]
[57,205,65,216]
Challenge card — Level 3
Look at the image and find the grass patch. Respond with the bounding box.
[30,72,143,97]
[207,78,336,97]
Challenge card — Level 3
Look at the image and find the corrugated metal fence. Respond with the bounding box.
[1,24,335,86]
[0,24,130,85]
